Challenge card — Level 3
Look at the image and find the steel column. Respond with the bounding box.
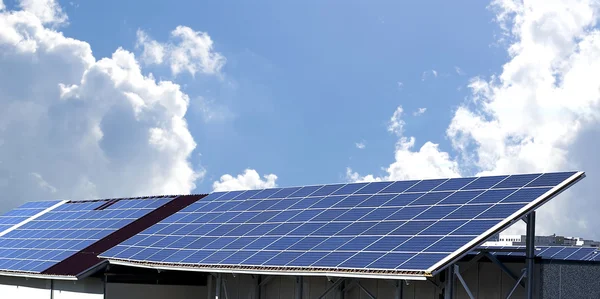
[215,273,222,299]
[295,276,303,299]
[254,275,261,299]
[444,266,454,299]
[395,280,403,299]
[525,212,536,299]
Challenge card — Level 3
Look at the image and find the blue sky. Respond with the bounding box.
[2,0,600,239]
[55,0,505,190]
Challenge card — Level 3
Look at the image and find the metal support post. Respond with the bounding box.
[356,282,377,299]
[254,275,261,299]
[507,269,527,299]
[454,265,474,299]
[215,273,222,299]
[485,252,525,288]
[208,274,213,298]
[395,280,403,299]
[295,276,303,299]
[444,267,454,299]
[318,278,346,299]
[525,212,536,299]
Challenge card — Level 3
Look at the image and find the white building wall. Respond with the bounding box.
[0,276,50,299]
[53,278,103,299]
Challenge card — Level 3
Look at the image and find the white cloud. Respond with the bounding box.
[387,106,405,136]
[413,107,427,116]
[397,81,403,89]
[136,29,166,65]
[18,0,67,25]
[355,142,366,149]
[454,66,465,75]
[0,0,5,11]
[445,0,600,238]
[0,4,216,210]
[421,69,438,81]
[136,27,226,76]
[350,106,460,182]
[213,169,278,192]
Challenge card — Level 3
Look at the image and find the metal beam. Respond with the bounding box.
[208,274,213,298]
[259,275,274,287]
[444,267,454,299]
[295,276,303,299]
[395,280,403,299]
[356,281,377,299]
[254,275,261,299]
[215,273,222,299]
[525,212,536,299]
[454,265,474,299]
[460,251,486,274]
[506,269,527,299]
[222,277,230,299]
[484,253,525,288]
[318,278,347,299]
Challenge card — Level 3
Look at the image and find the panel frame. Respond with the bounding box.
[101,171,585,280]
[426,171,584,275]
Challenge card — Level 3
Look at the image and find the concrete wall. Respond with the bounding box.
[540,262,600,299]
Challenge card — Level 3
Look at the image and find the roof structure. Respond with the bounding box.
[0,195,202,279]
[100,171,584,281]
[473,245,600,262]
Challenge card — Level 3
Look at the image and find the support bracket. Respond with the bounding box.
[454,265,474,299]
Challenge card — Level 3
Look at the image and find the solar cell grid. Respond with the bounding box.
[0,197,174,273]
[0,200,62,234]
[100,171,581,276]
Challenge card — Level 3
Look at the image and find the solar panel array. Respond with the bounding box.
[0,197,173,273]
[0,201,62,233]
[475,246,600,262]
[101,172,578,274]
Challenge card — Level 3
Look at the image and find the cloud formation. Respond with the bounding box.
[348,106,459,182]
[413,107,427,116]
[350,0,600,239]
[212,169,278,192]
[0,1,220,210]
[136,27,226,76]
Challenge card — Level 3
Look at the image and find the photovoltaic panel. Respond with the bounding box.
[0,197,174,274]
[100,171,583,279]
[0,200,62,233]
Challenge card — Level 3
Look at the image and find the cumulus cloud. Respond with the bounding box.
[353,0,600,239]
[349,106,459,182]
[213,169,278,192]
[413,107,427,116]
[18,0,67,25]
[136,27,226,76]
[355,142,366,149]
[0,0,5,11]
[446,0,600,237]
[0,3,219,210]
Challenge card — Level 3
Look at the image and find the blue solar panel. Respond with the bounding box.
[0,201,62,233]
[0,197,174,273]
[100,171,582,276]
